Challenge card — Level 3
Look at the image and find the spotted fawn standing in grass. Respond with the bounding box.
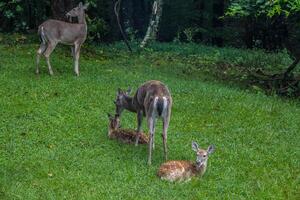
[157,141,215,182]
[114,80,172,165]
[107,113,149,144]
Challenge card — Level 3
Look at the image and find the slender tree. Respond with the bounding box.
[140,0,163,48]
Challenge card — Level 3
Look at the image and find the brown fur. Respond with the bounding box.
[157,160,205,182]
[133,80,172,113]
[115,80,172,165]
[157,142,215,182]
[36,2,88,76]
[38,20,87,45]
[109,129,149,144]
[107,113,149,144]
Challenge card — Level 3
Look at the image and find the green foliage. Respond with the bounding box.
[159,0,200,41]
[0,33,39,44]
[0,43,299,199]
[0,0,114,42]
[84,0,120,42]
[86,16,109,43]
[0,0,49,32]
[226,0,300,17]
[0,0,298,48]
[0,0,28,31]
[225,0,300,51]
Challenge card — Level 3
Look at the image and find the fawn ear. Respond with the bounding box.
[192,141,199,152]
[126,87,132,95]
[207,145,215,155]
[107,113,113,119]
[117,88,122,95]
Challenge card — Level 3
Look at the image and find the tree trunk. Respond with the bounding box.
[51,0,75,21]
[140,0,163,48]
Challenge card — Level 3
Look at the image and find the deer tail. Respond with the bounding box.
[154,96,168,117]
[38,26,47,44]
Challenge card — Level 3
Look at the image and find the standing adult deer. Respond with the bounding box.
[36,2,88,76]
[114,80,172,165]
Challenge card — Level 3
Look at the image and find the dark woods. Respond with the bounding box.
[0,0,296,51]
[51,0,76,21]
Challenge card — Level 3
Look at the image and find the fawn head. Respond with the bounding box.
[66,2,88,18]
[107,113,120,131]
[114,87,132,116]
[192,141,215,168]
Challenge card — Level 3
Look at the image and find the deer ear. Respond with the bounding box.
[192,141,199,152]
[126,87,132,95]
[207,145,215,155]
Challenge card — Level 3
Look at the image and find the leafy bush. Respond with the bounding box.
[86,16,110,43]
[0,0,49,32]
[226,0,300,17]
[0,0,28,32]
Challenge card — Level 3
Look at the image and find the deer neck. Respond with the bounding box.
[194,162,207,176]
[78,12,87,25]
[124,96,137,113]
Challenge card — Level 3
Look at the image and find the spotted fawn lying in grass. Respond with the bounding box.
[157,141,215,182]
[107,113,149,144]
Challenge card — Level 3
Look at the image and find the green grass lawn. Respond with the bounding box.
[0,43,299,199]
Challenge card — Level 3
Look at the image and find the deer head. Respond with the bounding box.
[66,2,89,19]
[192,141,215,170]
[114,87,132,116]
[107,113,121,131]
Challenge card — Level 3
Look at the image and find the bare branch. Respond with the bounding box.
[114,0,132,52]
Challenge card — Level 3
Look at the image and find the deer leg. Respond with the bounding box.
[152,119,156,150]
[74,43,81,76]
[162,112,170,161]
[36,43,47,74]
[147,116,155,165]
[43,42,57,76]
[71,46,75,59]
[135,110,143,146]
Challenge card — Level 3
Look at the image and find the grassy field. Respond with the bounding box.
[0,43,299,199]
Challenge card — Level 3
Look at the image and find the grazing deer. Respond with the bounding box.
[36,2,88,76]
[107,113,149,144]
[158,142,215,182]
[114,80,172,165]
